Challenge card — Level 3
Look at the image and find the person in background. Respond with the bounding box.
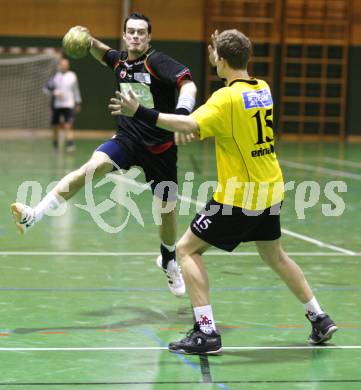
[44,57,81,152]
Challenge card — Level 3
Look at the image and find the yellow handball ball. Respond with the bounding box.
[62,27,91,59]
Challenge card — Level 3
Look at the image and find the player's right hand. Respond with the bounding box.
[109,90,140,117]
[73,25,90,35]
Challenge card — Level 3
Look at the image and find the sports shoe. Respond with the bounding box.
[10,203,36,234]
[168,322,222,355]
[306,313,338,344]
[156,255,186,297]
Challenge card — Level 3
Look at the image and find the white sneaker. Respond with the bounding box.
[156,255,186,297]
[10,203,35,234]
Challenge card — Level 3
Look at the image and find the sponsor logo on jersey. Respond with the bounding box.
[119,69,127,79]
[243,89,273,109]
[120,83,155,108]
[134,72,151,84]
[251,144,275,158]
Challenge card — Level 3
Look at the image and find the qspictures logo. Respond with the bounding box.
[15,167,347,233]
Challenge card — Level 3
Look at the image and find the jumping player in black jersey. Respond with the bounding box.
[11,13,197,296]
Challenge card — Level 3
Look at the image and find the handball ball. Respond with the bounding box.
[62,27,91,59]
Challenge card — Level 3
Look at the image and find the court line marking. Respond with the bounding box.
[0,286,360,292]
[0,380,360,385]
[318,157,361,169]
[279,159,361,180]
[280,229,356,255]
[0,346,360,351]
[0,251,360,256]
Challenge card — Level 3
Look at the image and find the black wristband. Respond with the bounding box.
[175,107,191,115]
[134,105,159,127]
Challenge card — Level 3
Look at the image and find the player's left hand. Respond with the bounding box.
[109,90,139,117]
[208,30,219,67]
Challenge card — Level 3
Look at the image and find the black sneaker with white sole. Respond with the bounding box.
[306,313,338,344]
[168,323,222,355]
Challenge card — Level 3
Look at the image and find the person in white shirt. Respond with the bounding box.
[45,57,81,152]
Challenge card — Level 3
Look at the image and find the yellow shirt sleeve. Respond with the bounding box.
[190,88,231,140]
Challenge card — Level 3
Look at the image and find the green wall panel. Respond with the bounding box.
[347,46,361,135]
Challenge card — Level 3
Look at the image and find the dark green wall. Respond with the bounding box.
[0,36,204,130]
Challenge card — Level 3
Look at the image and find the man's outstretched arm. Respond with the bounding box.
[109,90,199,134]
[155,109,199,134]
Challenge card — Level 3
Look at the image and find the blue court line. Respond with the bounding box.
[139,328,229,390]
[0,286,359,292]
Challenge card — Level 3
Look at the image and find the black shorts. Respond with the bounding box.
[51,108,74,125]
[190,198,282,252]
[96,136,177,201]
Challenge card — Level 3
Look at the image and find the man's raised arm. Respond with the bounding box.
[89,38,111,64]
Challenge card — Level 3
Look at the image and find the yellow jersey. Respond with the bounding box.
[191,78,284,210]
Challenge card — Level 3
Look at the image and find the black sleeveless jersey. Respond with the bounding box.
[103,47,192,147]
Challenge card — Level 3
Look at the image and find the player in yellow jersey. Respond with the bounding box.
[110,29,337,355]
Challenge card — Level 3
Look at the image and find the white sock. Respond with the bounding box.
[34,192,61,222]
[304,297,324,320]
[161,241,176,252]
[194,305,216,334]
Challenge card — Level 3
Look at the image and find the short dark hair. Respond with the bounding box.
[123,12,152,34]
[216,29,252,70]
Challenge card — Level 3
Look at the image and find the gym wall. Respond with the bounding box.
[0,0,360,134]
